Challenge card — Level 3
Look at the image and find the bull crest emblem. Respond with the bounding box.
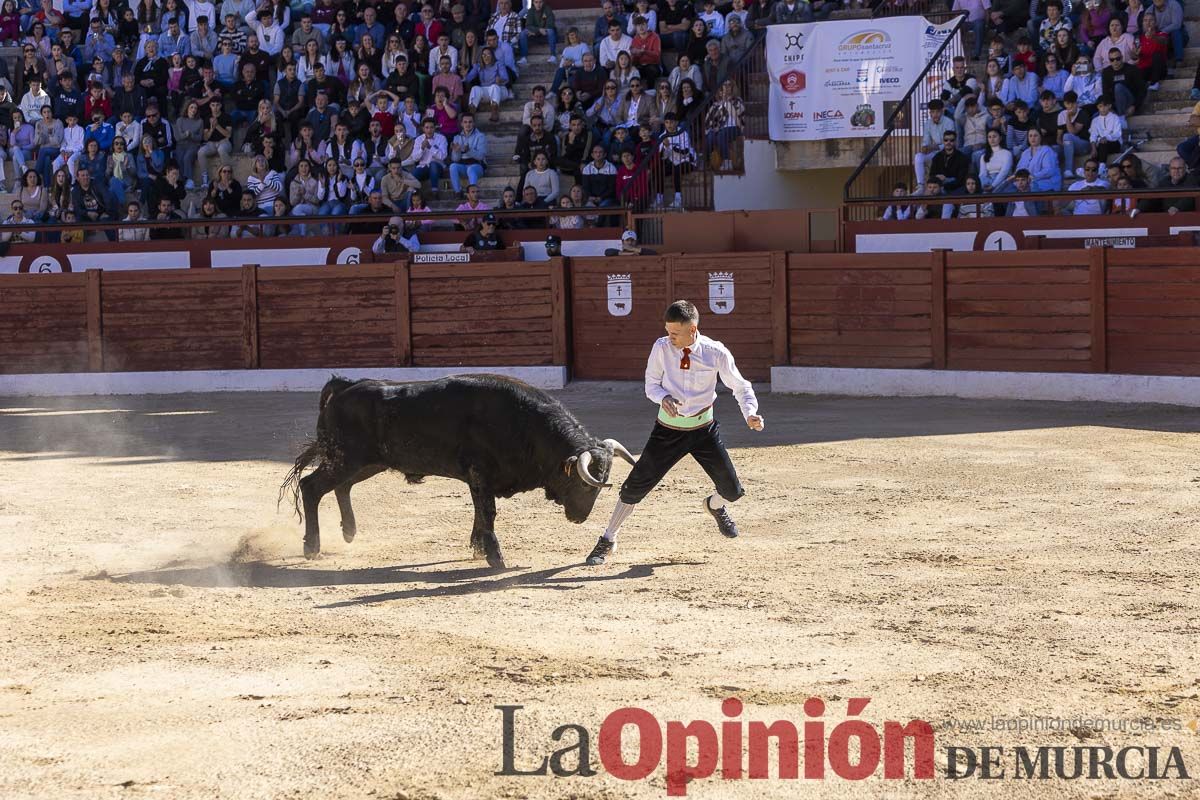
[708,272,734,314]
[607,274,632,317]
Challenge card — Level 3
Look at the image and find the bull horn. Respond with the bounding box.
[576,450,611,488]
[602,438,636,466]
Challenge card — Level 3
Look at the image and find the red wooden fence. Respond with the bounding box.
[1,249,1199,380]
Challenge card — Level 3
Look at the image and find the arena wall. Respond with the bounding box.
[2,249,1199,401]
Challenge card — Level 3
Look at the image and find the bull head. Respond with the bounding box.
[565,439,637,488]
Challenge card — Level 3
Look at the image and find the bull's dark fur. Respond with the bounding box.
[280,374,617,567]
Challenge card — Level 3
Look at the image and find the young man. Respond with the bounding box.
[585,300,764,566]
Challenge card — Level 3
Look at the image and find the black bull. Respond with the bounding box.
[281,375,636,567]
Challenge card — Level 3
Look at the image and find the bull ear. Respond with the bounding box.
[562,454,579,477]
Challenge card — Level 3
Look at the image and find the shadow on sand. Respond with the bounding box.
[111,558,702,606]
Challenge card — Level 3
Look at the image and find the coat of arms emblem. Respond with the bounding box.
[708,271,734,314]
[607,274,632,316]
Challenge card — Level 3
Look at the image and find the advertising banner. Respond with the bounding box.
[767,16,962,141]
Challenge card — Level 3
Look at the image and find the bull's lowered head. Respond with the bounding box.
[552,439,637,523]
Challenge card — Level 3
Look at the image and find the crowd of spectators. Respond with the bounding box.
[899,0,1200,220]
[0,0,758,243]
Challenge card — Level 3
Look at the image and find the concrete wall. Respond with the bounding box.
[713,140,853,215]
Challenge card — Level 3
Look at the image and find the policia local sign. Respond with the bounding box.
[767,16,962,141]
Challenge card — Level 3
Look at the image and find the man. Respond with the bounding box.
[521,0,558,65]
[455,183,490,230]
[1088,94,1123,164]
[402,118,448,198]
[72,166,112,229]
[52,72,84,122]
[380,158,418,212]
[697,0,726,36]
[605,228,656,256]
[1067,158,1109,215]
[231,63,265,126]
[488,0,521,53]
[275,61,305,139]
[595,1,626,46]
[85,109,115,152]
[657,0,689,50]
[1003,169,1046,216]
[1,200,36,243]
[303,63,345,111]
[449,112,488,196]
[913,99,955,186]
[720,16,753,65]
[570,52,606,107]
[1057,90,1091,177]
[582,143,617,207]
[514,114,557,183]
[942,56,978,113]
[1176,96,1200,171]
[238,34,272,89]
[584,299,763,566]
[354,7,387,50]
[158,19,191,59]
[244,8,284,56]
[629,16,662,84]
[1000,60,1039,112]
[291,13,324,53]
[702,40,729,94]
[462,212,504,253]
[82,17,116,64]
[372,216,420,254]
[928,131,970,194]
[914,177,951,219]
[769,0,814,25]
[598,21,632,71]
[149,196,186,239]
[190,15,219,62]
[1149,156,1196,214]
[1101,49,1145,117]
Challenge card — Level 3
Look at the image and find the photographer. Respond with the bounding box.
[372,215,420,255]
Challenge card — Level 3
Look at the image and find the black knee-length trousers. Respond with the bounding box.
[618,419,745,506]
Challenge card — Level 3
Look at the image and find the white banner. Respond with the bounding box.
[767,16,962,141]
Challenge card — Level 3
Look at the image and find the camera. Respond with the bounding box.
[388,224,400,235]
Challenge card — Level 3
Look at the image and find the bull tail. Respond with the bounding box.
[278,438,325,520]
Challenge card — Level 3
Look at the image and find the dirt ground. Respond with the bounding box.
[1,383,1198,800]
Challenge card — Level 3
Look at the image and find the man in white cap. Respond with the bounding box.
[584,299,764,565]
[606,228,657,256]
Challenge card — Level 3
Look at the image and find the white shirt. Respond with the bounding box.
[1089,111,1123,143]
[1068,177,1109,215]
[599,33,633,68]
[644,333,757,421]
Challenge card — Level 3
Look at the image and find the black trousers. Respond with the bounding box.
[619,420,745,506]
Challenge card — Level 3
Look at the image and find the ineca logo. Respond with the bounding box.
[812,109,845,121]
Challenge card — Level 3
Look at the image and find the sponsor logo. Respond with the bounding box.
[824,79,853,88]
[784,112,804,120]
[783,31,805,50]
[812,109,845,122]
[850,103,876,128]
[838,29,891,52]
[779,70,806,93]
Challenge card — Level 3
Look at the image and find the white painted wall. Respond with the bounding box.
[713,140,853,212]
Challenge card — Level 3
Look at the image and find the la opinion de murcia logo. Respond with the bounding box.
[607,274,632,317]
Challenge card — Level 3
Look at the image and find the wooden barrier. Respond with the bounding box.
[2,248,1200,381]
[569,252,783,381]
[787,253,934,369]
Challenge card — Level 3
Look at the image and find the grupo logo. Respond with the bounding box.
[838,29,891,51]
[778,70,806,93]
[812,109,845,122]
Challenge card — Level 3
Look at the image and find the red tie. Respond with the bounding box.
[680,347,691,370]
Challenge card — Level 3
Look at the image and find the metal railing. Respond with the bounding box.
[842,11,967,211]
[624,29,768,238]
[872,0,954,18]
[843,185,1200,220]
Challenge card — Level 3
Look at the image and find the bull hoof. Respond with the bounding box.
[304,539,321,559]
[486,553,507,569]
[342,523,356,544]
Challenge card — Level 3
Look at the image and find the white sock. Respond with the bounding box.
[601,501,636,542]
[707,493,737,511]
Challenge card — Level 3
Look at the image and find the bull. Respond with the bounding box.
[280,375,636,568]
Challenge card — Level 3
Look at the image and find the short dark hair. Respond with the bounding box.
[664,300,699,324]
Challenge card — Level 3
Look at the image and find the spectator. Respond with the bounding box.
[191,196,229,239]
[521,0,557,65]
[956,95,988,159]
[570,51,606,107]
[1079,0,1112,49]
[232,191,266,237]
[1155,156,1197,214]
[980,59,1004,107]
[1136,13,1168,91]
[656,111,694,207]
[373,216,420,254]
[1016,127,1062,191]
[461,212,503,252]
[581,143,617,207]
[614,147,647,206]
[1109,174,1137,214]
[550,28,589,95]
[1006,100,1034,158]
[1041,54,1068,99]
[1149,0,1185,68]
[881,181,913,220]
[704,79,743,171]
[630,17,661,84]
[953,0,989,59]
[769,0,813,25]
[913,99,954,187]
[958,176,994,218]
[1089,94,1124,164]
[1101,48,1145,117]
[1065,55,1102,108]
[658,0,690,49]
[1058,90,1091,175]
[556,114,591,181]
[1038,1,1071,52]
[1052,29,1081,75]
[978,129,1014,192]
[455,182,490,228]
[1,198,35,242]
[1067,158,1109,214]
[598,21,631,71]
[117,199,148,241]
[928,130,970,194]
[403,117,447,198]
[1000,61,1039,112]
[149,195,185,238]
[913,178,949,220]
[989,0,1029,37]
[1177,96,1200,170]
[466,47,511,123]
[1093,18,1136,71]
[1002,169,1046,215]
[721,16,752,65]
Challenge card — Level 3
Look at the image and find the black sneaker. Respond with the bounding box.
[585,537,614,566]
[705,496,740,538]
